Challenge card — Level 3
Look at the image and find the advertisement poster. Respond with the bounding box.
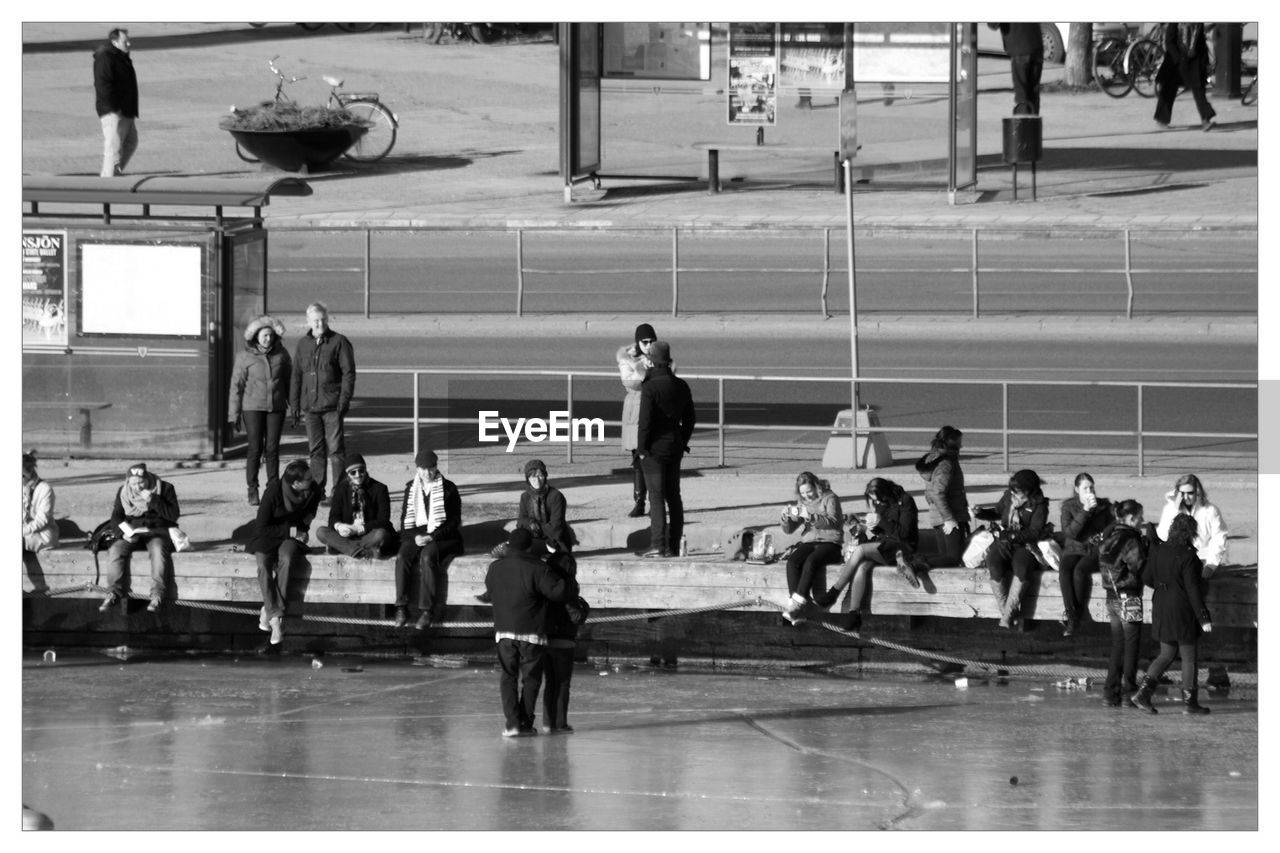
[728,22,777,125]
[22,229,68,346]
[779,23,844,91]
[602,23,710,80]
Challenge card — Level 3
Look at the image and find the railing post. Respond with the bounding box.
[820,227,831,317]
[566,373,574,464]
[972,228,980,318]
[1002,381,1009,472]
[412,371,421,461]
[671,226,680,317]
[718,377,726,467]
[364,227,372,319]
[1137,383,1144,477]
[516,229,525,317]
[1124,228,1135,319]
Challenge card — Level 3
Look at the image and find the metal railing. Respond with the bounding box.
[348,367,1256,476]
[264,223,1257,319]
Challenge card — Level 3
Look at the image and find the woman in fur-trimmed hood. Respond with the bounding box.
[229,315,291,506]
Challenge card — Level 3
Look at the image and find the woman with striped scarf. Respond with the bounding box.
[393,449,464,630]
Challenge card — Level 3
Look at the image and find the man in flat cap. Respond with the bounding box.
[636,341,696,557]
[393,449,463,629]
[315,453,395,559]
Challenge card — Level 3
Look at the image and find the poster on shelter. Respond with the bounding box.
[603,23,710,80]
[22,229,68,346]
[779,23,844,91]
[728,22,777,125]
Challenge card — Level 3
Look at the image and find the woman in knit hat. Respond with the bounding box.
[617,323,657,518]
[229,315,291,507]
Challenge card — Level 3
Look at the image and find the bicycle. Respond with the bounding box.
[1092,25,1163,99]
[233,57,398,164]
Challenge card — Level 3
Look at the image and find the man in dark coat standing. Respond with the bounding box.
[636,340,696,557]
[289,302,356,501]
[315,453,395,559]
[991,23,1044,116]
[93,27,139,176]
[485,528,578,737]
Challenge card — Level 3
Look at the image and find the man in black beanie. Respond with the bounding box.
[485,528,578,737]
[315,453,395,559]
[636,340,696,557]
[394,448,463,629]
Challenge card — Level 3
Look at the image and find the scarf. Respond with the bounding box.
[405,472,446,533]
[22,478,37,524]
[530,485,548,524]
[281,478,311,514]
[120,474,156,517]
[350,482,367,525]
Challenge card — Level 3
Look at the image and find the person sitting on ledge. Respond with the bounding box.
[394,448,463,630]
[778,471,844,626]
[23,451,59,585]
[249,459,321,646]
[101,462,180,614]
[984,468,1049,630]
[1155,473,1229,578]
[315,453,395,559]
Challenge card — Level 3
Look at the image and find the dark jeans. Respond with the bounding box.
[986,541,1038,583]
[254,538,306,620]
[786,541,842,600]
[542,643,575,729]
[304,409,346,493]
[1010,53,1043,115]
[1146,640,1200,691]
[640,454,683,553]
[1059,550,1098,619]
[497,638,546,731]
[105,533,172,599]
[243,410,285,488]
[316,525,393,557]
[925,523,969,569]
[394,536,464,617]
[1155,59,1216,124]
[1105,596,1142,702]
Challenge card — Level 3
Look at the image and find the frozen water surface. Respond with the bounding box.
[22,652,1257,831]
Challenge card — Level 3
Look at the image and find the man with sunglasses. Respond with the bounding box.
[1156,473,1229,578]
[315,453,395,560]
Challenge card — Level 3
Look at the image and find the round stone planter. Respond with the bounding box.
[228,125,369,172]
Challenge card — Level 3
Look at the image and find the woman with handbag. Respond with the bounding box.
[1058,472,1112,638]
[1097,499,1151,707]
[1131,514,1214,715]
[984,469,1049,629]
[779,472,844,625]
[915,425,969,568]
[229,316,291,507]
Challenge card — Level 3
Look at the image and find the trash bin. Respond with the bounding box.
[1001,116,1042,164]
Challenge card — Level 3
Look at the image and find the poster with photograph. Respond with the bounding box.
[728,22,777,125]
[779,23,844,91]
[22,229,68,346]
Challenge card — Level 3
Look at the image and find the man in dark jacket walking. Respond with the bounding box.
[315,453,395,558]
[636,341,696,557]
[93,27,139,176]
[484,528,578,737]
[289,302,356,501]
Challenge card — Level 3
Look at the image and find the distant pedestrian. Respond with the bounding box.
[484,528,578,737]
[248,459,321,646]
[1131,514,1214,715]
[1155,473,1229,577]
[393,449,463,630]
[778,472,845,626]
[636,340,695,558]
[1154,23,1216,131]
[516,458,574,560]
[915,425,969,568]
[541,560,589,734]
[1097,500,1151,708]
[315,453,395,559]
[289,302,356,502]
[101,462,180,614]
[22,451,59,588]
[617,323,657,518]
[93,27,139,176]
[990,23,1044,115]
[228,315,291,506]
[1058,472,1112,637]
[984,469,1049,629]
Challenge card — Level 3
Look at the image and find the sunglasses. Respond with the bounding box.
[346,467,367,476]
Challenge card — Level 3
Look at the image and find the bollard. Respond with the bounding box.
[42,649,56,664]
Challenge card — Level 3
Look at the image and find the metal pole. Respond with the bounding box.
[1124,228,1135,319]
[412,371,421,461]
[516,229,525,317]
[820,227,831,317]
[718,377,726,467]
[845,158,860,467]
[1002,382,1010,472]
[972,229,980,318]
[671,226,680,317]
[1137,384,1145,477]
[363,228,372,318]
[566,373,574,463]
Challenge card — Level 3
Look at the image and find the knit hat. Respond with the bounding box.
[648,340,672,366]
[243,315,286,343]
[523,459,547,479]
[22,450,37,471]
[507,528,533,553]
[127,462,148,477]
[415,449,438,469]
[635,323,657,345]
[345,453,366,471]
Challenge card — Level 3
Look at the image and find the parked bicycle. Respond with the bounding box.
[233,57,398,164]
[1093,24,1163,99]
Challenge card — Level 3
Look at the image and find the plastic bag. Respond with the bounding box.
[1035,538,1063,571]
[169,526,193,552]
[962,529,995,569]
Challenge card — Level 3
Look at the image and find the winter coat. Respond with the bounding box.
[780,490,844,545]
[868,485,919,561]
[1060,495,1112,555]
[22,479,59,552]
[326,475,394,534]
[544,563,590,642]
[398,476,463,546]
[1143,541,1210,643]
[485,549,578,639]
[915,450,968,529]
[93,43,138,117]
[518,484,572,553]
[249,478,320,555]
[1155,494,1229,567]
[289,329,356,415]
[110,478,180,533]
[617,343,647,452]
[1097,522,1147,597]
[994,23,1044,58]
[989,489,1049,557]
[637,365,695,461]
[229,321,291,417]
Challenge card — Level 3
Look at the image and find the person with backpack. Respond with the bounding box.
[100,462,180,614]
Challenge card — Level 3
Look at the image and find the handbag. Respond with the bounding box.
[1119,593,1144,624]
[1034,538,1063,571]
[962,529,995,569]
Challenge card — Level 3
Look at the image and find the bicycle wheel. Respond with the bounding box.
[297,23,325,31]
[234,141,260,164]
[1093,37,1132,98]
[343,100,397,162]
[1127,39,1164,99]
[335,23,377,32]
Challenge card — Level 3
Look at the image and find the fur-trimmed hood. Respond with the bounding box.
[243,315,286,344]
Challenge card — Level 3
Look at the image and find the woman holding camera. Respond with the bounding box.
[779,472,844,625]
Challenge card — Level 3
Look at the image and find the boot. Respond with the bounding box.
[1182,688,1210,715]
[1061,608,1077,638]
[1000,577,1024,630]
[627,470,647,518]
[812,586,841,609]
[1130,675,1159,714]
[842,609,862,632]
[988,578,1008,626]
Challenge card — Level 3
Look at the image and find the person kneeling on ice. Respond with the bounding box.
[485,528,578,737]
